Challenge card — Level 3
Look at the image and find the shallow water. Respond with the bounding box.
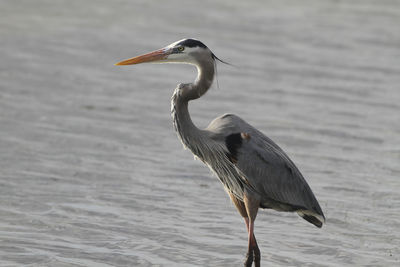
[0,0,399,266]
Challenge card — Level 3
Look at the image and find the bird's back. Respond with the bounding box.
[206,113,325,227]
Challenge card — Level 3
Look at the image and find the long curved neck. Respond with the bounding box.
[171,59,215,158]
[190,59,215,101]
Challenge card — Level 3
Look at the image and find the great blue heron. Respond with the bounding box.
[115,38,325,267]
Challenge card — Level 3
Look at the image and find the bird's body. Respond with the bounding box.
[116,38,325,267]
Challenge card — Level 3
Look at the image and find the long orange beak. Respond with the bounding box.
[115,48,170,66]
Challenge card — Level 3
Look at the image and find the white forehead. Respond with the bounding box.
[166,39,187,48]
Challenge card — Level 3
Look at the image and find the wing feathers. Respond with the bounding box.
[209,114,325,226]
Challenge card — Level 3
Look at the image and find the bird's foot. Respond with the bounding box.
[244,252,253,267]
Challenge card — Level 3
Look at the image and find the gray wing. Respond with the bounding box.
[207,114,325,227]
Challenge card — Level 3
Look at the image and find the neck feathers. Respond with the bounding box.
[178,58,215,101]
[170,58,215,158]
[191,59,215,100]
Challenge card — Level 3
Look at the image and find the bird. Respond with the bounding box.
[115,38,325,267]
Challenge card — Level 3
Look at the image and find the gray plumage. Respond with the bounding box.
[116,38,325,267]
[168,39,325,227]
[207,114,325,225]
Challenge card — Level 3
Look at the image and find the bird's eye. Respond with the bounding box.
[177,46,185,52]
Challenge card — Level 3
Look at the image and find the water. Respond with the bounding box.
[0,0,399,266]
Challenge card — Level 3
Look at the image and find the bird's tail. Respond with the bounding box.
[297,210,325,228]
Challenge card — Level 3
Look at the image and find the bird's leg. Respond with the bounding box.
[243,194,260,267]
[228,192,261,267]
[253,234,261,267]
[243,217,253,266]
[245,217,261,267]
[244,218,261,267]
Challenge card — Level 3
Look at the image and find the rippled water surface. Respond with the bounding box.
[1,0,399,266]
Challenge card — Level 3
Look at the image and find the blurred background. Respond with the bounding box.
[0,0,399,266]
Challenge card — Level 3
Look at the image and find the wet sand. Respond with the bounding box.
[0,0,399,266]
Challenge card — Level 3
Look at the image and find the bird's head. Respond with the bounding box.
[115,38,225,66]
